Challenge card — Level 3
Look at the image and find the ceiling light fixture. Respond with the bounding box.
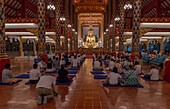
[114,17,120,21]
[47,5,55,10]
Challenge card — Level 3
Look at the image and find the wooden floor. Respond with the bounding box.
[0,59,170,109]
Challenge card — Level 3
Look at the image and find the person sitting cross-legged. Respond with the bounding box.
[29,64,41,83]
[104,67,122,85]
[36,74,58,104]
[134,61,141,74]
[93,59,102,70]
[46,58,55,72]
[144,65,159,80]
[121,65,138,86]
[72,56,79,67]
[2,63,18,84]
[57,65,72,83]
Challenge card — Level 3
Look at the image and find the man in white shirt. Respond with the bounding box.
[77,55,81,64]
[36,75,57,104]
[149,66,159,80]
[109,59,115,71]
[72,56,79,67]
[60,58,66,66]
[38,59,47,71]
[94,59,101,70]
[29,64,41,83]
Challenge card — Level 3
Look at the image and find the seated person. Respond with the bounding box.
[46,59,55,72]
[57,65,72,83]
[53,57,60,70]
[108,59,115,70]
[104,67,122,85]
[77,55,81,64]
[149,66,159,80]
[115,60,123,73]
[94,59,101,70]
[60,58,66,66]
[134,61,141,74]
[127,59,133,67]
[122,58,127,68]
[121,65,138,86]
[36,74,58,104]
[72,56,79,67]
[29,64,41,83]
[105,57,110,67]
[38,58,47,71]
[2,63,18,84]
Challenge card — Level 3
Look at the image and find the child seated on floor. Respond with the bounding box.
[72,56,79,67]
[134,61,141,74]
[29,64,41,83]
[144,66,159,80]
[2,63,18,84]
[46,58,55,72]
[57,65,72,83]
[122,58,127,68]
[104,67,122,85]
[94,59,102,70]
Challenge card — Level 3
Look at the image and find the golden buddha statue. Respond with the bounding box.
[83,24,98,48]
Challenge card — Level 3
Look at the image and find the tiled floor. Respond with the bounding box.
[0,59,170,109]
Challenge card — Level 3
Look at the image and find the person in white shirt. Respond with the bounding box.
[94,59,101,70]
[134,61,141,74]
[71,55,74,64]
[36,75,58,104]
[60,58,66,66]
[122,58,127,68]
[38,59,45,71]
[29,64,41,83]
[109,59,115,71]
[104,67,122,85]
[127,59,133,68]
[77,55,81,64]
[149,66,159,80]
[72,56,79,67]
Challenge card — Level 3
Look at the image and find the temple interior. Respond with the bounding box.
[0,0,170,109]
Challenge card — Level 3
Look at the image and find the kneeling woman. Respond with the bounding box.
[121,65,138,86]
[104,67,122,85]
[57,65,72,83]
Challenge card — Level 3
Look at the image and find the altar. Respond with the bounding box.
[82,25,101,48]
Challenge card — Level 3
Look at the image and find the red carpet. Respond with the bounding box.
[86,55,93,58]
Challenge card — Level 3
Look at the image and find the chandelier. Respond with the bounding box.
[124,3,132,10]
[114,17,120,21]
[47,5,55,10]
[60,17,66,21]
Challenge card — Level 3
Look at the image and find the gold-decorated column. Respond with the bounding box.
[119,0,125,54]
[112,0,116,53]
[64,0,69,52]
[37,0,46,55]
[132,0,141,55]
[55,0,61,53]
[0,0,7,59]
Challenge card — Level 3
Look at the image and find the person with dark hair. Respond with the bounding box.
[72,56,79,67]
[38,58,47,71]
[149,65,159,80]
[29,64,41,83]
[134,61,141,74]
[93,59,101,70]
[104,67,121,85]
[46,58,55,72]
[2,63,18,84]
[121,65,138,86]
[57,65,72,83]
